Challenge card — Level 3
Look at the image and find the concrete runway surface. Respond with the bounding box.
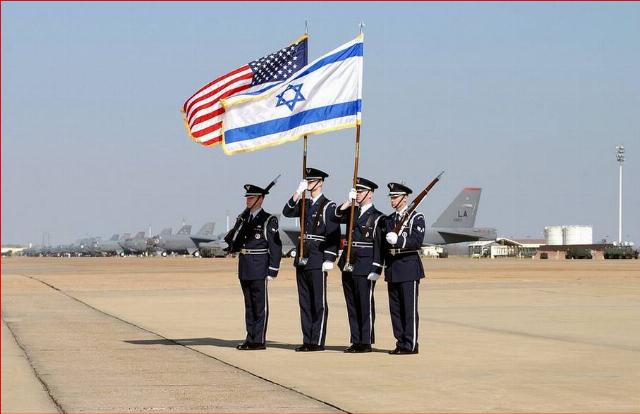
[2,256,639,413]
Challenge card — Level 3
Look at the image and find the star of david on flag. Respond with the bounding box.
[276,84,306,111]
[221,34,363,155]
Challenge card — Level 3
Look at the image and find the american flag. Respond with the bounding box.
[183,35,308,147]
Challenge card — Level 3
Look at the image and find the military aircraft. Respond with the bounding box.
[121,231,151,255]
[92,233,133,256]
[153,222,217,256]
[198,232,230,258]
[279,187,496,256]
[425,187,496,244]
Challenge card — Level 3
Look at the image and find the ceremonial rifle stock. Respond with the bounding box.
[298,136,309,266]
[393,171,444,234]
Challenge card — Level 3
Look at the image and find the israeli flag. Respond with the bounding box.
[221,35,363,155]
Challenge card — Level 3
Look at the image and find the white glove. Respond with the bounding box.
[367,272,381,281]
[386,232,398,245]
[295,180,308,196]
[322,261,334,272]
[267,276,275,281]
[347,188,357,203]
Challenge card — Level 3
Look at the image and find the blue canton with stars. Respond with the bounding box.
[248,38,308,86]
[276,83,305,111]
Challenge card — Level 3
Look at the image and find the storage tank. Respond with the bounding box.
[544,226,564,245]
[563,225,593,245]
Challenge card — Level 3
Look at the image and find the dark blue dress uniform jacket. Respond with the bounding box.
[331,204,384,276]
[224,210,282,280]
[382,211,426,282]
[282,195,340,270]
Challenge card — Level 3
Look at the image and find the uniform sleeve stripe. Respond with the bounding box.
[269,266,279,271]
[324,251,337,256]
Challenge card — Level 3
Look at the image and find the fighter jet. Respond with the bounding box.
[154,222,217,256]
[93,234,127,256]
[279,187,496,256]
[121,231,151,255]
[198,232,230,258]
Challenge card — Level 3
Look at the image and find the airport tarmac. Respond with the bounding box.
[2,256,639,413]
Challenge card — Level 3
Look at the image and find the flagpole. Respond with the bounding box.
[343,23,364,273]
[297,20,310,266]
[343,124,360,273]
[298,135,308,265]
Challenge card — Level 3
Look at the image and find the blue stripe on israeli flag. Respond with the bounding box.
[225,100,361,143]
[230,42,363,100]
[289,42,362,82]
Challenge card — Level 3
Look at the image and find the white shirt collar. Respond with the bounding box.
[359,203,373,217]
[249,208,263,219]
[311,193,323,204]
[396,206,408,216]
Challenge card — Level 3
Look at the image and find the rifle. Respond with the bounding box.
[225,174,281,249]
[393,171,444,234]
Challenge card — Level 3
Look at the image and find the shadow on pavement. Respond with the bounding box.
[125,337,388,353]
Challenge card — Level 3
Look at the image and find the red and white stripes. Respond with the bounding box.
[182,65,254,147]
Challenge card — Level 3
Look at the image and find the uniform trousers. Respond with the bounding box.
[342,273,376,345]
[240,278,268,344]
[296,269,328,346]
[387,280,419,351]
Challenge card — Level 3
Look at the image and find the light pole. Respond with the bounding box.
[616,145,625,244]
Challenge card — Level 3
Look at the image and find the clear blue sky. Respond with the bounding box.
[2,2,639,245]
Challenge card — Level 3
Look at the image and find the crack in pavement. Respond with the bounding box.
[14,273,349,413]
[2,317,64,413]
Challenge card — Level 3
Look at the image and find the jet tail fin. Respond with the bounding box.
[432,188,481,228]
[177,225,192,235]
[196,222,216,237]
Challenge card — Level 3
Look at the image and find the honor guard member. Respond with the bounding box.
[282,168,341,352]
[331,177,384,353]
[382,182,426,355]
[224,184,282,350]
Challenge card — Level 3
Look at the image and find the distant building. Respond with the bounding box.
[468,238,543,259]
[1,245,26,256]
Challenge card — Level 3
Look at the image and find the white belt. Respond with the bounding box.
[303,234,325,241]
[389,249,419,256]
[240,248,268,255]
[351,241,373,248]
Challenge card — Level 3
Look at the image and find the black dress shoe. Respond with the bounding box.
[307,344,325,352]
[294,344,310,352]
[343,344,358,353]
[355,344,372,353]
[236,341,251,350]
[248,343,266,350]
[396,348,419,355]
